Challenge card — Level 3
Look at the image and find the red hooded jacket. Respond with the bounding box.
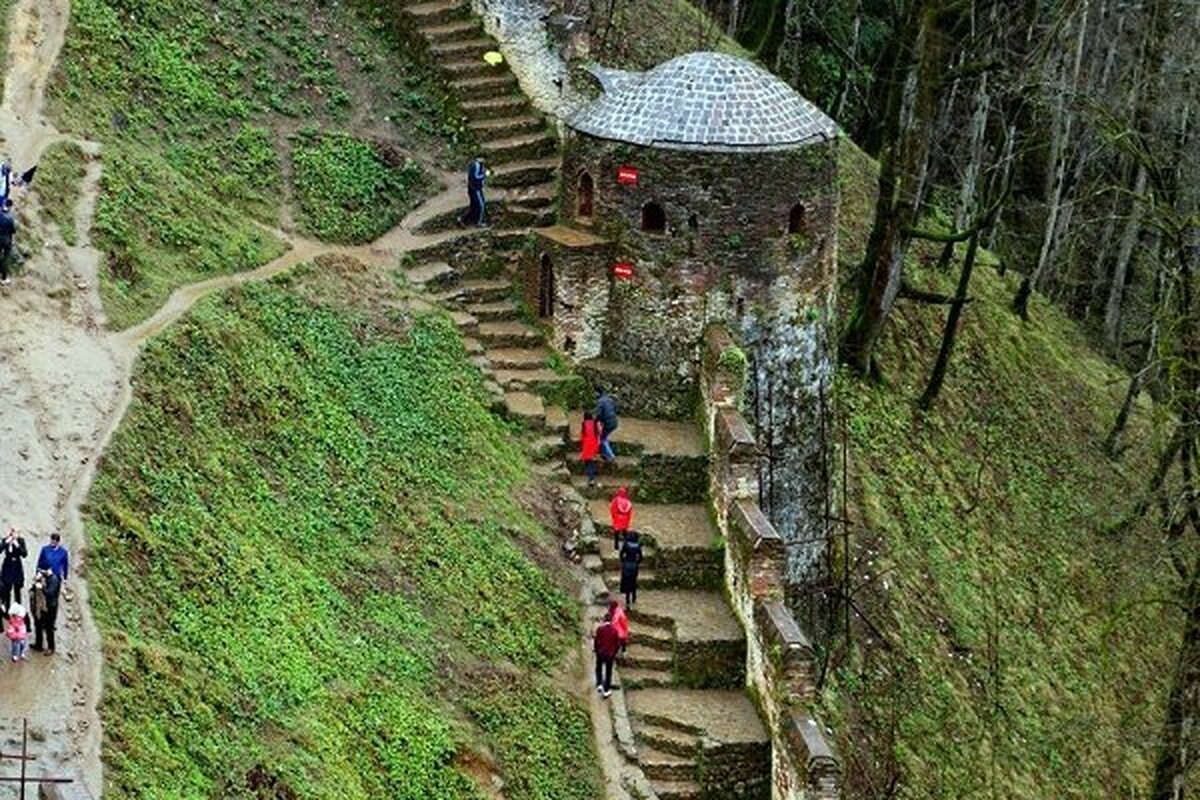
[580,419,601,462]
[594,619,621,659]
[610,487,633,532]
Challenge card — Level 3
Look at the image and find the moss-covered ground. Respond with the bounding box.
[33,140,87,245]
[824,142,1180,798]
[46,0,467,329]
[85,262,600,799]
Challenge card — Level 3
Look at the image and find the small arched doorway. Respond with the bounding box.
[641,202,666,233]
[577,171,594,219]
[537,253,555,319]
[788,203,807,235]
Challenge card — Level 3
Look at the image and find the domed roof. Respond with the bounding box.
[570,52,837,152]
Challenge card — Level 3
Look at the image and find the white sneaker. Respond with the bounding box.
[596,684,603,693]
[602,689,612,699]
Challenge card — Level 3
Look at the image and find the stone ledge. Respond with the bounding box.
[40,780,95,800]
[756,600,814,661]
[716,408,756,461]
[731,499,784,554]
[785,712,841,792]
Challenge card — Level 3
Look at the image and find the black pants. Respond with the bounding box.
[595,655,614,692]
[0,241,9,281]
[0,581,21,610]
[34,604,57,652]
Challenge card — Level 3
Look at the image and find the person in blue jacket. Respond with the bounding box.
[460,156,488,227]
[37,533,69,582]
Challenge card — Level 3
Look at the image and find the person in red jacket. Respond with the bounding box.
[609,486,633,551]
[608,599,630,654]
[580,411,601,487]
[593,612,621,697]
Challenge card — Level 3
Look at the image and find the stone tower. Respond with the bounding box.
[524,51,840,587]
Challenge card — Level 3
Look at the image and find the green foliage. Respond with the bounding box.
[47,0,461,328]
[825,141,1177,798]
[291,129,428,244]
[91,140,287,330]
[35,140,88,245]
[589,0,749,70]
[86,270,595,798]
[467,675,600,800]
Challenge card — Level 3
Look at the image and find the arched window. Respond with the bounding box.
[537,253,555,319]
[641,202,666,233]
[577,171,594,219]
[788,203,807,235]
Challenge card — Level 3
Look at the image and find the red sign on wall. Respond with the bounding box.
[613,262,635,281]
[616,165,639,186]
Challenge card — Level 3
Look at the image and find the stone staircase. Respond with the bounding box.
[404,0,559,233]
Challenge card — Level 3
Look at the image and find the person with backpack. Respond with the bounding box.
[594,387,619,463]
[0,200,16,286]
[609,486,633,551]
[30,569,60,655]
[618,529,643,608]
[580,411,601,487]
[608,599,630,655]
[593,611,621,698]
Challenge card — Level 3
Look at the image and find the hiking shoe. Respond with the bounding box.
[602,689,612,699]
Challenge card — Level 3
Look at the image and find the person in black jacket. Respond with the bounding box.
[594,387,619,463]
[0,200,16,285]
[0,528,27,609]
[30,569,60,655]
[618,530,642,607]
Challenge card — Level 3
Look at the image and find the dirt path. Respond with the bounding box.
[0,1,475,794]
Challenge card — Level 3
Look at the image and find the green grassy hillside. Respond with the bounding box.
[825,143,1178,798]
[84,263,599,799]
[46,0,463,329]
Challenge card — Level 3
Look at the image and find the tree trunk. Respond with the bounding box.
[840,0,954,375]
[1152,547,1200,800]
[774,0,805,86]
[1103,163,1148,349]
[919,227,984,409]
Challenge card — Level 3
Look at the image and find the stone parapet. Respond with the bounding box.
[702,324,842,800]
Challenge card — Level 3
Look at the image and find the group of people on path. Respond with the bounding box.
[584,388,644,697]
[0,160,32,286]
[2,528,69,662]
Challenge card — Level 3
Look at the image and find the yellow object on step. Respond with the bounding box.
[483,51,504,66]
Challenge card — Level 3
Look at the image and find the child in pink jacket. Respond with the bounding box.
[7,603,27,662]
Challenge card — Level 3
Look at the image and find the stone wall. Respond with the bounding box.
[525,227,612,359]
[701,325,842,800]
[551,131,838,431]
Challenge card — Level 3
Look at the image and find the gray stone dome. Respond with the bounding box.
[570,52,837,152]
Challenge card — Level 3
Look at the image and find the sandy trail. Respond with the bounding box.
[0,0,475,794]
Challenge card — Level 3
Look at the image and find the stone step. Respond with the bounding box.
[458,278,513,304]
[481,130,557,162]
[638,747,697,783]
[582,553,603,573]
[409,0,468,27]
[621,643,672,671]
[466,299,521,321]
[489,157,558,188]
[636,722,700,758]
[503,391,545,427]
[544,404,569,435]
[604,569,663,592]
[405,260,454,287]
[444,58,507,80]
[629,625,674,651]
[504,182,556,209]
[601,545,657,570]
[421,18,482,44]
[532,459,570,482]
[619,666,675,690]
[469,114,546,139]
[450,74,518,101]
[528,434,566,460]
[567,455,640,477]
[477,320,542,348]
[460,95,531,121]
[449,309,478,336]
[461,336,485,356]
[430,36,495,58]
[651,779,703,800]
[494,368,570,391]
[486,347,549,369]
[568,414,704,460]
[573,475,641,499]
